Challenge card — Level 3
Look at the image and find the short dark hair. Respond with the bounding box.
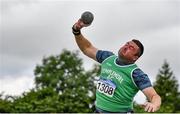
[132,39,144,57]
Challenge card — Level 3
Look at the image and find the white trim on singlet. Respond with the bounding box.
[113,56,139,89]
[101,55,115,64]
[130,67,139,89]
[113,56,136,68]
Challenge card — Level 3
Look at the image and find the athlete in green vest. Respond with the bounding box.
[72,19,161,113]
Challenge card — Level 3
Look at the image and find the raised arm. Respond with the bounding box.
[72,19,98,61]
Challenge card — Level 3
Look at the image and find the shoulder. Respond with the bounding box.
[132,68,152,90]
[96,50,114,63]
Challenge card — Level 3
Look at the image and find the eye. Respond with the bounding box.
[129,46,135,50]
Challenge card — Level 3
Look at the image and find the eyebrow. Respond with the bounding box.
[129,45,135,49]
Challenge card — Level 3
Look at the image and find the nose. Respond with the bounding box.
[125,42,129,47]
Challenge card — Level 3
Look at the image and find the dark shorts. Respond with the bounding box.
[95,107,134,113]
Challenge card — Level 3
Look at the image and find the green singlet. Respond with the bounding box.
[96,55,139,112]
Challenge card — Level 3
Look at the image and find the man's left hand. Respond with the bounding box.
[141,102,159,112]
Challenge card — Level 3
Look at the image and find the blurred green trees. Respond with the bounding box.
[134,60,180,113]
[33,50,97,112]
[0,50,99,112]
[153,60,180,112]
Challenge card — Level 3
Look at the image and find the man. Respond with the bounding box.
[72,19,161,113]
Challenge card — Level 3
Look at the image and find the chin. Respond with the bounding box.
[118,53,125,59]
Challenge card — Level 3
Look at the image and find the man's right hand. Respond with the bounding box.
[73,19,91,31]
[72,19,92,36]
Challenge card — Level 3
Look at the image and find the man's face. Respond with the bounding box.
[118,41,140,63]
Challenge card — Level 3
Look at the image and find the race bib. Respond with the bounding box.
[97,79,116,97]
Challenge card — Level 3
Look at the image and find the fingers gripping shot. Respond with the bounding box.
[72,11,161,113]
[72,11,94,34]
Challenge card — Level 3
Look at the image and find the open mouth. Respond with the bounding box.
[119,46,127,56]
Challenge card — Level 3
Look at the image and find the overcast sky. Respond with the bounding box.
[0,0,180,104]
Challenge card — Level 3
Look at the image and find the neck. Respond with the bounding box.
[117,56,134,65]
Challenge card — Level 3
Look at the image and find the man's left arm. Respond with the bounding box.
[132,69,161,112]
[142,87,161,112]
